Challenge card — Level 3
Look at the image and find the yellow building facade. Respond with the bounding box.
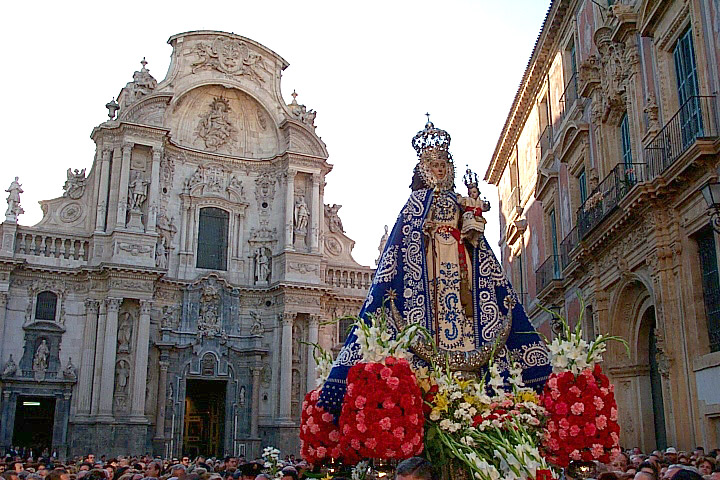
[485,0,720,451]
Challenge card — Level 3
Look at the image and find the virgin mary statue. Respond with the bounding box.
[318,120,551,415]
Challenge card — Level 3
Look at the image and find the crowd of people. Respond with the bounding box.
[1,446,720,480]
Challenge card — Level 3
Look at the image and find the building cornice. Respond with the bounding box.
[484,0,572,185]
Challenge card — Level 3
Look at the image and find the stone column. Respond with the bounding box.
[279,312,295,420]
[285,169,296,250]
[306,315,320,391]
[131,299,152,420]
[250,367,261,438]
[95,148,112,232]
[310,174,321,253]
[76,299,99,417]
[0,391,17,453]
[0,293,7,363]
[90,301,107,416]
[98,297,122,420]
[147,148,162,233]
[115,143,133,229]
[155,358,169,439]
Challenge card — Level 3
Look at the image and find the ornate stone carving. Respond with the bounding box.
[287,91,316,127]
[238,385,246,408]
[254,171,277,211]
[115,359,130,393]
[288,262,318,274]
[59,203,83,223]
[122,58,157,107]
[198,283,222,337]
[249,311,263,336]
[25,280,66,325]
[156,237,169,269]
[116,242,153,256]
[160,154,176,190]
[196,97,237,152]
[2,354,17,377]
[644,93,660,133]
[294,195,309,235]
[578,54,601,97]
[201,353,216,376]
[191,36,266,83]
[324,204,344,233]
[5,176,24,221]
[117,312,133,354]
[63,168,87,199]
[32,338,50,381]
[325,237,342,257]
[63,357,77,380]
[161,305,179,329]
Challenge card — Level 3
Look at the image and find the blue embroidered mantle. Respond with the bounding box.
[318,189,551,415]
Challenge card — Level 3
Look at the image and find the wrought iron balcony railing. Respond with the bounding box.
[644,95,718,179]
[536,255,562,293]
[536,124,553,162]
[577,163,646,239]
[559,72,578,119]
[559,226,578,270]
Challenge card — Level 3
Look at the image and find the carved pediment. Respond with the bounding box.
[184,163,246,203]
[283,122,327,157]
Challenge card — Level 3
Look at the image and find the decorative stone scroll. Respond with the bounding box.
[191,36,266,84]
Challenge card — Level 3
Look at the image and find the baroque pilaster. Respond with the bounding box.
[90,300,108,416]
[155,357,169,439]
[115,143,133,229]
[310,174,321,253]
[306,314,320,391]
[95,148,112,232]
[76,299,100,417]
[130,299,152,420]
[250,367,262,438]
[98,297,122,421]
[0,293,7,363]
[279,312,295,421]
[147,148,162,233]
[285,169,296,251]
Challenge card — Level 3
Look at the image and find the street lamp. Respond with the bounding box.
[549,304,564,338]
[700,181,720,233]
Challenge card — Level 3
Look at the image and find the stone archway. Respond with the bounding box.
[608,278,666,452]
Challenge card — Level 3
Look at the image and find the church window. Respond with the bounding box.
[696,227,720,352]
[196,207,229,271]
[35,291,58,321]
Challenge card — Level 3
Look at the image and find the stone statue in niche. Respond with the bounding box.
[161,305,178,329]
[115,360,130,393]
[238,386,246,408]
[201,354,216,376]
[5,176,24,220]
[128,171,149,211]
[294,195,309,233]
[254,247,271,284]
[2,354,17,377]
[63,357,77,380]
[33,339,50,381]
[249,311,263,336]
[117,313,133,353]
[63,168,87,199]
[196,97,237,152]
[156,237,168,269]
[324,204,344,233]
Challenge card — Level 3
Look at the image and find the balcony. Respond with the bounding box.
[559,226,578,270]
[15,228,90,263]
[536,124,553,164]
[325,266,373,292]
[536,255,562,294]
[559,72,578,120]
[577,163,646,239]
[644,96,719,179]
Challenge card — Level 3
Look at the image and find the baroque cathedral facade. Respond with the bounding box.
[0,31,373,459]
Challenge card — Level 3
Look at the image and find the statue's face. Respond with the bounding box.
[429,158,448,182]
[469,186,479,199]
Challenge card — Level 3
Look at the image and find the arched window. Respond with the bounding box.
[197,207,229,270]
[35,291,58,321]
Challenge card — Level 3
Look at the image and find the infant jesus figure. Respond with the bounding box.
[459,166,491,248]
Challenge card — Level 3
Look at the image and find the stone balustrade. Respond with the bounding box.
[15,228,90,262]
[325,266,373,291]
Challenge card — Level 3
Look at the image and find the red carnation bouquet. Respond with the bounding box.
[300,388,343,467]
[542,365,621,466]
[338,356,425,463]
[539,304,626,468]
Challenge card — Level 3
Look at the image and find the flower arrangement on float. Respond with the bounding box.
[299,299,627,480]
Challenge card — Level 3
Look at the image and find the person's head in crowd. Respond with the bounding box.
[635,472,655,480]
[13,464,23,473]
[185,474,199,480]
[237,463,261,480]
[254,476,271,480]
[678,454,691,466]
[83,470,106,480]
[85,458,94,467]
[638,461,659,479]
[612,452,631,472]
[666,448,679,465]
[169,465,185,480]
[693,448,705,459]
[709,472,720,480]
[225,458,239,474]
[696,457,714,476]
[180,459,190,469]
[46,470,70,480]
[27,474,43,480]
[598,472,619,480]
[649,454,661,467]
[394,457,438,480]
[2,471,20,480]
[144,462,161,480]
[278,469,296,480]
[669,469,703,480]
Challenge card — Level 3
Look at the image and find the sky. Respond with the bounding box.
[0,0,550,267]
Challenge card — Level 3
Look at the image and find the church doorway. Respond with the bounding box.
[645,307,668,450]
[12,396,55,456]
[183,379,226,458]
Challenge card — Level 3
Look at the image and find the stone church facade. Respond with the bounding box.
[0,31,373,459]
[485,1,720,451]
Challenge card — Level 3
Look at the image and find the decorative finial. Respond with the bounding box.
[291,90,298,104]
[140,57,148,70]
[425,112,431,122]
[106,97,120,120]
